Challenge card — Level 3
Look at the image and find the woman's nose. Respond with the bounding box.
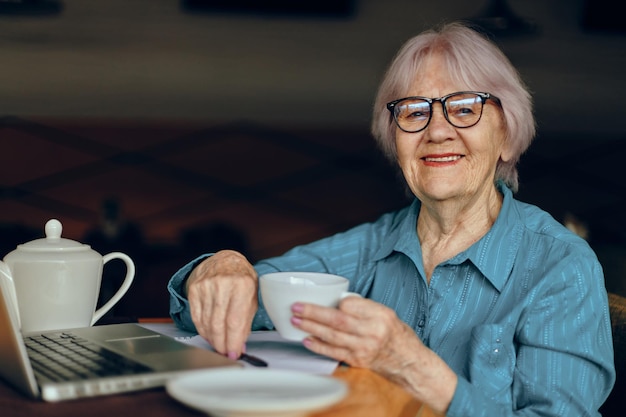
[425,103,454,139]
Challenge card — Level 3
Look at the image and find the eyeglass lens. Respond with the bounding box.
[393,93,485,132]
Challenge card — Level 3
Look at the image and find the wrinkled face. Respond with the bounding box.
[394,54,512,206]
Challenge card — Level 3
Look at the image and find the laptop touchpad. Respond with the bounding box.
[106,335,188,355]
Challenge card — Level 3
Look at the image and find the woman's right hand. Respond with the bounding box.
[185,249,258,360]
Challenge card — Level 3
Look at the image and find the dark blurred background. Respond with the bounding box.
[1,0,625,318]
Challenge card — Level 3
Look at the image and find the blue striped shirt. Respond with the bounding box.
[168,183,615,416]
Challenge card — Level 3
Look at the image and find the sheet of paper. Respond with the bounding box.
[140,323,339,375]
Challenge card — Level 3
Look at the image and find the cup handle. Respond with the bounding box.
[91,252,135,325]
[340,291,362,300]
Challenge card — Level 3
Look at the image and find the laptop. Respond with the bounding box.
[0,284,240,402]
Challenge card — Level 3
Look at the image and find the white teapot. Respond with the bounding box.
[0,219,135,333]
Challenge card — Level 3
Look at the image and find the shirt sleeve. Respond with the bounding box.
[447,253,615,417]
[167,255,209,332]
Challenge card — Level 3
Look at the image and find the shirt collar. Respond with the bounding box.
[373,199,424,270]
[454,181,523,292]
[373,181,522,292]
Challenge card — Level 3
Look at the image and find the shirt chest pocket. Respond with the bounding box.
[467,324,516,403]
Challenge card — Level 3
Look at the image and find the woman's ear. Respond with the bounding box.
[500,140,515,162]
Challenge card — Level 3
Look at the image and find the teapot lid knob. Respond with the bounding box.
[6,218,90,253]
[45,219,63,240]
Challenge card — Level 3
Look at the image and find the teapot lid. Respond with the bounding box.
[17,219,89,252]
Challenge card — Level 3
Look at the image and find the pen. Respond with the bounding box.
[239,353,268,367]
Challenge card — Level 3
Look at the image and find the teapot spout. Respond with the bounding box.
[0,261,21,329]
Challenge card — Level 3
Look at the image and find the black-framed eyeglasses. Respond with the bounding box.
[386,91,501,133]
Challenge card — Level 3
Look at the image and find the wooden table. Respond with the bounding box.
[312,366,439,417]
[0,364,439,417]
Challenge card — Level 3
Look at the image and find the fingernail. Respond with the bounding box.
[291,302,304,313]
[291,316,302,326]
[227,351,238,360]
[302,337,313,348]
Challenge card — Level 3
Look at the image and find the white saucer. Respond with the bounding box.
[166,368,348,417]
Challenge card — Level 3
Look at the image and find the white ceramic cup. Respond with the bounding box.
[259,271,359,341]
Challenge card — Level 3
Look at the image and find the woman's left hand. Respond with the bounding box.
[290,296,457,415]
[290,296,419,374]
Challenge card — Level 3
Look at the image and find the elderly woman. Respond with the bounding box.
[168,23,615,416]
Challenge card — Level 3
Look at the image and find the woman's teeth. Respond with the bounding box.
[424,155,462,162]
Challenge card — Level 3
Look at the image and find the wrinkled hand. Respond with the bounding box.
[185,250,258,359]
[290,297,456,414]
[290,296,418,373]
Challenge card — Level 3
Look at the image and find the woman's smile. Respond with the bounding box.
[421,153,464,166]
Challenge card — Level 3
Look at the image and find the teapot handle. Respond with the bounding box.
[91,253,135,325]
[0,261,22,329]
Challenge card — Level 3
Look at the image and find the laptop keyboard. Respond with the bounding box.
[24,332,152,382]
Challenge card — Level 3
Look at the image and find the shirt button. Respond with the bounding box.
[418,319,425,327]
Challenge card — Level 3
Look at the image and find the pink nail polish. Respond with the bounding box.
[291,302,304,313]
[227,351,238,360]
[291,316,302,326]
